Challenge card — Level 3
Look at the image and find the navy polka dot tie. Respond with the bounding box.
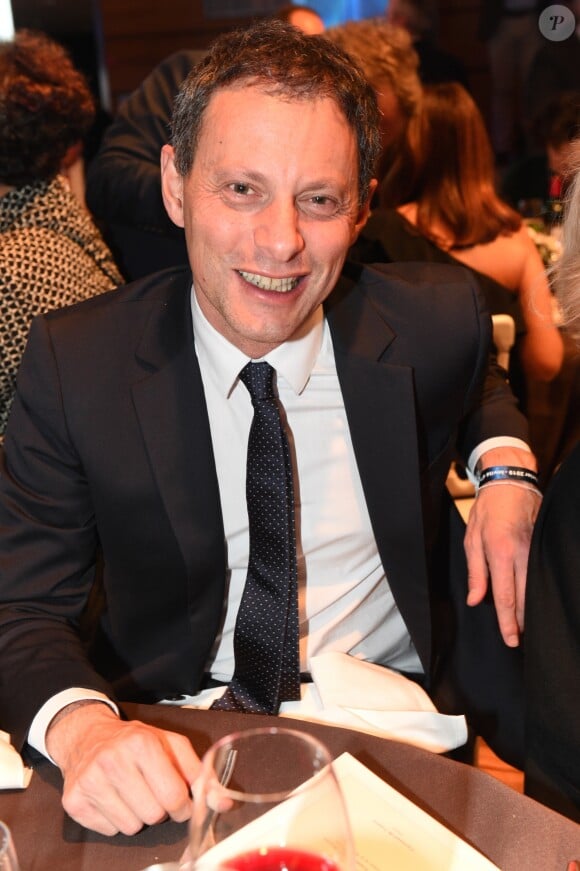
[212,362,301,714]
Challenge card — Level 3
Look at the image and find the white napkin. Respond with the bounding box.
[0,730,33,789]
[280,652,468,754]
[171,652,467,754]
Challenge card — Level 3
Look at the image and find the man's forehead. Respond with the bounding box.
[200,82,348,130]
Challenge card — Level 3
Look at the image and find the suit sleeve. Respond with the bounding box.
[0,316,114,748]
[86,51,196,235]
[455,270,529,460]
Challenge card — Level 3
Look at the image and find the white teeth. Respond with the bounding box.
[239,271,299,292]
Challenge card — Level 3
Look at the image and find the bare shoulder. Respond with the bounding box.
[451,233,523,291]
[511,223,540,254]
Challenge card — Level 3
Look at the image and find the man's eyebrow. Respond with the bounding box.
[212,168,267,184]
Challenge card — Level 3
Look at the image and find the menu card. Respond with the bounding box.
[333,752,499,871]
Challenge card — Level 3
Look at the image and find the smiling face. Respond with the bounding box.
[161,85,374,358]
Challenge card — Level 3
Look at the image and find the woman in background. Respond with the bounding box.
[356,82,563,389]
[524,143,580,823]
[0,30,122,436]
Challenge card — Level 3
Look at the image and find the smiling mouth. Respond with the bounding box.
[238,270,301,293]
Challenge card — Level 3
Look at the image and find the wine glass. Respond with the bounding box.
[0,822,20,871]
[189,727,354,871]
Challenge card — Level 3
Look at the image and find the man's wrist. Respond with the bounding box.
[28,688,120,762]
[476,445,538,475]
[46,700,119,768]
[475,447,541,496]
[467,438,532,475]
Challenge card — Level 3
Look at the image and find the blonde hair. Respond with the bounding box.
[553,140,580,345]
[325,19,421,121]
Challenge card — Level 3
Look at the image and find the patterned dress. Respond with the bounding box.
[0,175,122,434]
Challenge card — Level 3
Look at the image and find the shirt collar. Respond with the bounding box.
[191,285,324,397]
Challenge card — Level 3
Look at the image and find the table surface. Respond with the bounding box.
[0,703,578,871]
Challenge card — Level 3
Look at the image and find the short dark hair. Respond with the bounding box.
[0,30,95,186]
[171,19,381,206]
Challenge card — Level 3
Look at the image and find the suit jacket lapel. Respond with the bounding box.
[326,272,432,671]
[131,272,225,581]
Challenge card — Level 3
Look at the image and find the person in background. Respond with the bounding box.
[324,18,422,188]
[374,82,563,390]
[500,92,580,489]
[479,0,546,164]
[501,90,580,212]
[524,141,580,823]
[524,0,580,131]
[0,20,539,836]
[274,3,325,34]
[0,30,122,437]
[385,0,469,88]
[85,48,202,280]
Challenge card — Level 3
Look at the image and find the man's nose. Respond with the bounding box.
[253,199,305,261]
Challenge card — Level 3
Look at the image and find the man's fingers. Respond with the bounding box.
[464,478,540,647]
[62,761,150,835]
[163,731,201,820]
[491,571,520,647]
[465,520,489,607]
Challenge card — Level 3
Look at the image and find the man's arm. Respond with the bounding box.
[86,51,199,233]
[452,279,540,646]
[46,701,199,836]
[0,299,208,835]
[0,314,113,745]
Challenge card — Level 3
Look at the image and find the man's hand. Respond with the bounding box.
[46,701,200,836]
[463,447,541,647]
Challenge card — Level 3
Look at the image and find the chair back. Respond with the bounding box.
[492,313,516,372]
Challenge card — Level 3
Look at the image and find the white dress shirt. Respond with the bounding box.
[192,290,421,681]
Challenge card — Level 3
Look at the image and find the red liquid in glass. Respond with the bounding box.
[220,847,340,871]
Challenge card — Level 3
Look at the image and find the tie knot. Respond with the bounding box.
[239,362,276,403]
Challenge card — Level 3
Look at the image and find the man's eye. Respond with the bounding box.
[302,194,340,216]
[229,183,253,195]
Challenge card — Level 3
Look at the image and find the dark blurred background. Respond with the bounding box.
[5,1,493,118]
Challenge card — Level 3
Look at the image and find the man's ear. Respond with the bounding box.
[160,144,185,228]
[351,178,378,242]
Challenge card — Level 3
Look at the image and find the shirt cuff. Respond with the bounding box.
[28,688,119,763]
[467,437,532,481]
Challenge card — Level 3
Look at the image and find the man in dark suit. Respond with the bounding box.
[0,20,540,836]
[86,48,200,280]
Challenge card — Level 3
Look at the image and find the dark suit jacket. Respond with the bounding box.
[86,50,198,280]
[524,441,580,821]
[0,263,528,762]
